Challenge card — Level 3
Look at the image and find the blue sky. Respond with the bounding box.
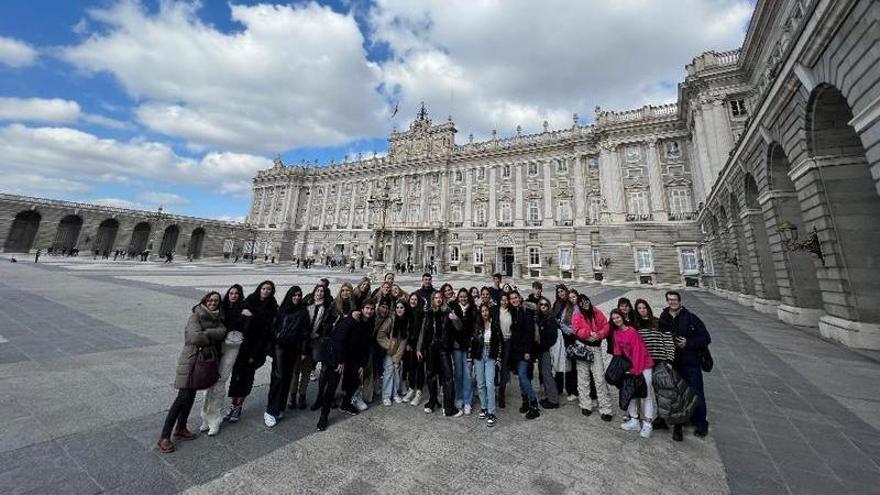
[0,0,753,220]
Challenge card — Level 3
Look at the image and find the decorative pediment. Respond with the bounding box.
[525,189,542,200]
[497,233,515,246]
[665,176,693,187]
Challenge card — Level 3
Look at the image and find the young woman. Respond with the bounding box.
[352,277,372,308]
[606,297,635,357]
[378,301,409,405]
[551,284,569,318]
[390,284,409,304]
[471,304,502,426]
[402,293,426,406]
[306,285,337,411]
[448,288,478,414]
[477,286,495,311]
[536,298,560,409]
[496,292,514,409]
[571,294,613,421]
[509,291,539,419]
[265,286,309,427]
[439,283,455,305]
[609,308,655,438]
[226,281,278,422]
[418,291,459,417]
[335,282,357,318]
[554,288,579,401]
[633,299,676,430]
[200,285,244,436]
[469,286,480,301]
[158,291,227,453]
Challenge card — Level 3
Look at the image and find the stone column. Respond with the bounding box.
[573,154,586,226]
[332,180,343,228]
[646,139,668,221]
[390,231,398,264]
[514,162,524,227]
[303,184,313,228]
[285,185,301,229]
[712,99,734,173]
[464,168,473,227]
[420,174,429,226]
[440,171,449,223]
[542,159,553,226]
[267,186,280,226]
[347,182,356,230]
[599,144,625,222]
[488,166,497,227]
[254,187,267,224]
[691,110,713,203]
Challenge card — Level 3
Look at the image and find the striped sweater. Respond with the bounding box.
[635,317,676,363]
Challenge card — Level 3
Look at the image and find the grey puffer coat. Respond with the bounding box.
[652,362,698,425]
[174,305,227,389]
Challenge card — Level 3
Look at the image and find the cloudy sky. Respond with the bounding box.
[0,0,754,219]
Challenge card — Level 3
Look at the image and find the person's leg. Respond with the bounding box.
[590,348,613,416]
[392,362,402,399]
[567,360,579,396]
[452,350,465,406]
[161,389,190,439]
[517,360,536,402]
[425,348,440,407]
[484,356,496,415]
[462,356,473,408]
[341,366,358,405]
[440,352,457,415]
[474,358,487,410]
[642,369,655,421]
[175,389,197,432]
[320,367,342,418]
[266,346,290,417]
[298,354,315,398]
[382,355,395,402]
[540,352,559,404]
[575,360,594,411]
[290,353,304,405]
[680,366,708,432]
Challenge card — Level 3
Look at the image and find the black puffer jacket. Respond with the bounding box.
[447,301,478,351]
[652,362,698,424]
[419,307,453,353]
[509,306,536,361]
[469,317,502,360]
[274,303,310,351]
[536,314,559,353]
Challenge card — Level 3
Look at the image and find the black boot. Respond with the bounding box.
[498,386,506,409]
[539,399,559,409]
[525,400,541,420]
[317,415,328,431]
[519,395,529,414]
[673,424,683,442]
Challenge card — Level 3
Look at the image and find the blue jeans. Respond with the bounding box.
[382,355,401,402]
[517,360,536,401]
[679,365,708,430]
[474,348,497,414]
[452,349,473,406]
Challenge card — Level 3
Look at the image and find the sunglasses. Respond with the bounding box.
[539,303,550,308]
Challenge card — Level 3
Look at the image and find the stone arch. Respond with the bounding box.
[729,190,753,295]
[129,222,151,253]
[766,142,823,319]
[54,214,83,251]
[160,225,180,255]
[803,83,880,324]
[4,210,41,252]
[743,172,779,300]
[188,227,206,259]
[94,218,119,253]
[744,173,760,209]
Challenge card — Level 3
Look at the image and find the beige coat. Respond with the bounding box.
[174,305,227,389]
[376,315,407,365]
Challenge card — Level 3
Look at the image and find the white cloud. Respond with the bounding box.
[92,197,144,209]
[0,97,80,123]
[0,123,272,199]
[137,191,188,206]
[213,214,246,223]
[2,173,92,197]
[0,36,37,67]
[62,1,387,154]
[370,0,753,137]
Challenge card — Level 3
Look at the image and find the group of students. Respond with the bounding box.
[158,272,711,453]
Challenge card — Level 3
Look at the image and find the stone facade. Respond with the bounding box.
[0,194,250,260]
[694,0,880,349]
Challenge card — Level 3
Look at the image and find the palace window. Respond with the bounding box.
[528,200,541,224]
[627,191,650,217]
[528,247,541,266]
[528,162,539,177]
[502,165,511,178]
[556,159,568,174]
[680,248,699,273]
[474,204,487,225]
[729,99,747,118]
[475,233,483,240]
[634,247,653,273]
[223,239,235,253]
[449,245,460,263]
[669,189,692,217]
[477,168,486,180]
[588,157,599,170]
[588,198,602,224]
[430,204,440,222]
[499,201,513,225]
[528,232,538,240]
[454,170,463,183]
[432,174,440,185]
[592,248,602,270]
[450,204,463,223]
[557,200,573,225]
[408,204,420,223]
[473,246,484,264]
[559,248,573,269]
[625,144,640,162]
[665,141,681,158]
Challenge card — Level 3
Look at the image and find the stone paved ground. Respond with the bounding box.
[0,256,878,494]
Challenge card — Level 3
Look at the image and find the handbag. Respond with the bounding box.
[565,341,594,362]
[619,373,648,410]
[604,354,631,387]
[187,346,220,390]
[699,347,714,373]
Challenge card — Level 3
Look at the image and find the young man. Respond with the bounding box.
[317,302,376,431]
[525,281,543,315]
[488,273,503,304]
[415,273,434,303]
[658,290,711,441]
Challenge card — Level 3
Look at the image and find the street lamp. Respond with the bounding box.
[776,219,825,266]
[367,178,402,277]
[147,205,170,259]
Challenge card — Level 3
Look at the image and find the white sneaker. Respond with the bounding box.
[402,389,415,402]
[410,390,423,407]
[393,395,405,404]
[207,426,219,437]
[352,393,369,412]
[451,410,464,418]
[383,399,393,406]
[199,423,210,433]
[566,394,579,402]
[621,417,640,431]
[264,412,277,428]
[640,422,653,438]
[463,404,472,415]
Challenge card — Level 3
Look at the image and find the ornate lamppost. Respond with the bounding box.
[776,219,825,266]
[147,205,170,261]
[367,179,402,279]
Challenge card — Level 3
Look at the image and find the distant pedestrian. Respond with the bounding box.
[34,249,41,263]
[157,291,227,453]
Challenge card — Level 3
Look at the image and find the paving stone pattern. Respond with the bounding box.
[0,258,878,494]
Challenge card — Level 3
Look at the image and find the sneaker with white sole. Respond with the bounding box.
[393,395,405,404]
[487,414,497,427]
[199,423,210,433]
[621,417,641,431]
[451,409,464,418]
[353,395,369,412]
[566,394,579,402]
[478,408,488,419]
[639,422,653,438]
[410,390,422,407]
[464,404,472,415]
[382,399,393,406]
[264,412,277,428]
[402,389,415,402]
[207,426,219,437]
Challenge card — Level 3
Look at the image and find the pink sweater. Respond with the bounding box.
[572,308,609,342]
[612,326,654,375]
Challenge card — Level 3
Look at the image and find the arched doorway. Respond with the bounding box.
[129,222,151,253]
[806,84,880,324]
[728,191,753,295]
[188,228,205,259]
[94,219,119,253]
[160,225,180,255]
[4,210,41,252]
[744,172,779,300]
[54,215,83,251]
[767,142,823,318]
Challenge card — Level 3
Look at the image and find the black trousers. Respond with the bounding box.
[266,345,297,416]
[425,345,456,414]
[320,365,358,418]
[555,359,579,396]
[228,353,267,399]
[403,348,425,391]
[161,388,197,438]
